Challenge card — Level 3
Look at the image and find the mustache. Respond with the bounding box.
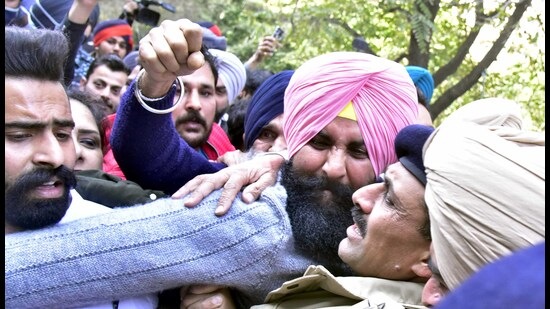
[351,205,367,238]
[6,165,77,192]
[175,109,207,128]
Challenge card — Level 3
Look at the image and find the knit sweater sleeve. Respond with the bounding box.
[5,184,308,309]
[111,80,226,194]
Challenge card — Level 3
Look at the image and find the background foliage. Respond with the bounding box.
[101,0,545,130]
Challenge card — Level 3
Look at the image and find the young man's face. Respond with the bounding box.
[214,77,229,120]
[81,64,128,114]
[338,161,430,280]
[5,77,77,233]
[171,64,216,149]
[95,36,128,59]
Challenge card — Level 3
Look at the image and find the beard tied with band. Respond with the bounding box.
[5,166,77,230]
[281,159,355,276]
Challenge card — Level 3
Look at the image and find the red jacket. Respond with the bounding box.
[102,114,126,179]
[203,122,236,160]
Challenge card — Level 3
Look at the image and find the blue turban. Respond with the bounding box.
[406,65,434,106]
[244,70,294,150]
[435,242,545,309]
[202,27,227,51]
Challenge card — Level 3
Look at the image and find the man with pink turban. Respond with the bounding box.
[5,20,419,309]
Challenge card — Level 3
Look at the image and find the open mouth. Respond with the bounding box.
[32,179,65,199]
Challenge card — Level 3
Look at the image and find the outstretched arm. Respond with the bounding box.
[111,19,225,194]
[5,185,295,308]
[172,152,286,216]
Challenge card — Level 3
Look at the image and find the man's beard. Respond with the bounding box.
[5,166,77,231]
[175,109,211,148]
[281,159,355,275]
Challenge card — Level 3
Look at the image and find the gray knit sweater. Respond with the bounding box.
[5,183,315,308]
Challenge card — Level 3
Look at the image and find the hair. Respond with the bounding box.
[225,97,252,151]
[418,201,431,241]
[242,68,274,98]
[5,26,69,82]
[202,45,219,86]
[85,53,131,80]
[66,88,108,152]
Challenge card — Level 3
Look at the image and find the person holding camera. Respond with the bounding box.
[244,27,285,70]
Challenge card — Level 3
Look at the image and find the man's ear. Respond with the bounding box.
[79,77,87,90]
[412,249,432,280]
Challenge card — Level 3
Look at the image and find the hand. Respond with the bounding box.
[68,0,99,24]
[123,0,139,15]
[138,19,205,97]
[244,36,282,69]
[216,150,251,166]
[171,154,285,216]
[256,36,280,59]
[180,285,236,309]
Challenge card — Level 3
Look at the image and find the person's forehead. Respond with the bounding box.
[318,117,363,141]
[70,100,98,128]
[103,35,126,43]
[88,65,127,86]
[6,78,71,121]
[180,65,215,88]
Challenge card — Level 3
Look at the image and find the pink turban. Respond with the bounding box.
[283,52,419,176]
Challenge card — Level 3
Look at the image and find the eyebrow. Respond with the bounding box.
[6,119,75,130]
[261,122,280,131]
[76,128,100,135]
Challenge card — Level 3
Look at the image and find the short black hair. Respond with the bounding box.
[5,26,69,83]
[226,97,252,151]
[85,54,131,79]
[243,68,274,98]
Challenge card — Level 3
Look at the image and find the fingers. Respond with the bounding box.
[181,285,234,309]
[174,155,284,215]
[138,19,204,80]
[171,175,217,204]
[172,173,231,207]
[240,170,278,203]
[183,294,224,309]
[214,174,252,216]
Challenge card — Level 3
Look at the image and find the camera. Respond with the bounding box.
[273,26,285,41]
[133,0,176,27]
[135,7,160,27]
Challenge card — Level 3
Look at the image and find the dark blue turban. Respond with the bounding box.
[435,242,545,309]
[394,124,435,185]
[244,70,294,150]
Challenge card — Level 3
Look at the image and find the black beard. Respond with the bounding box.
[281,159,355,276]
[5,166,77,231]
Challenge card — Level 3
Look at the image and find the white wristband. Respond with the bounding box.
[134,69,185,114]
